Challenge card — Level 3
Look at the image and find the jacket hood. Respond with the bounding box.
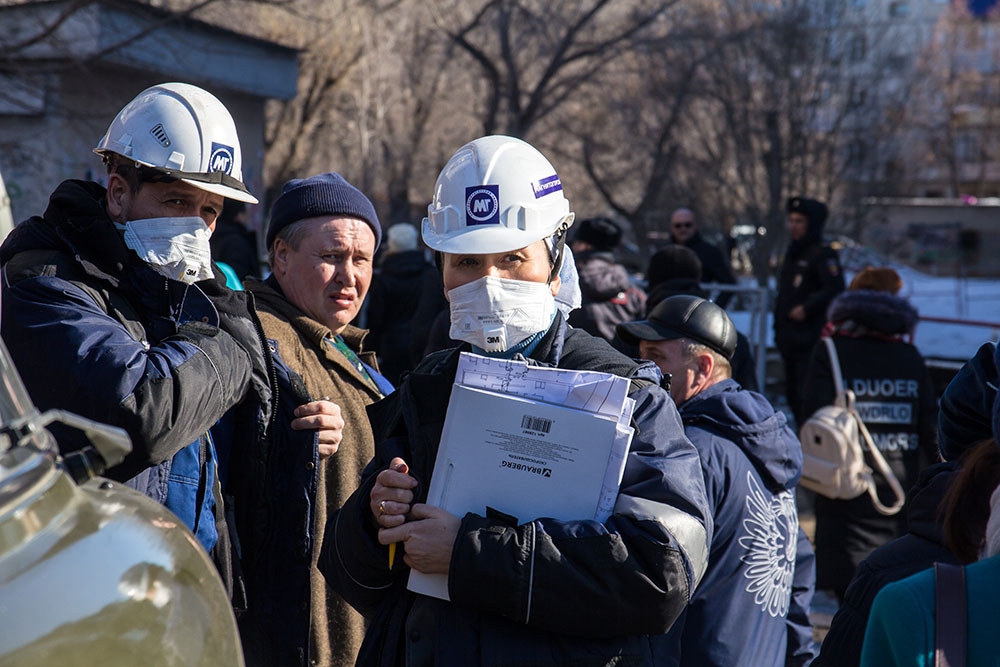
[681,379,802,490]
[0,179,131,286]
[574,250,634,300]
[939,342,997,462]
[827,289,918,335]
[905,460,959,543]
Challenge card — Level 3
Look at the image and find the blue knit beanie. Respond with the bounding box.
[267,172,381,250]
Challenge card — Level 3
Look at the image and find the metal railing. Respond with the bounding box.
[702,282,772,392]
[703,283,1000,397]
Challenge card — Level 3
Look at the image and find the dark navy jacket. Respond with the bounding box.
[655,379,816,667]
[938,341,997,462]
[320,317,712,667]
[0,180,260,553]
[0,179,321,666]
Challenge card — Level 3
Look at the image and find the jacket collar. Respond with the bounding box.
[0,180,134,289]
[244,276,375,364]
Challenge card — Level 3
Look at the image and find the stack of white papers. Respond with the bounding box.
[408,352,637,600]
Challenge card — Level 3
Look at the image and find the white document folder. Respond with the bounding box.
[407,381,633,601]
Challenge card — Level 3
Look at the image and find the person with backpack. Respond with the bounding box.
[617,295,816,667]
[814,340,998,667]
[318,135,712,667]
[800,267,938,602]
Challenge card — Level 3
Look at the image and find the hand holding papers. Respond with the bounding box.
[407,352,637,600]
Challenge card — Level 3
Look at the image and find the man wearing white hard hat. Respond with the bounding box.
[0,82,342,665]
[320,135,712,666]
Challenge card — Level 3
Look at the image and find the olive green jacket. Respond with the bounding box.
[245,277,384,667]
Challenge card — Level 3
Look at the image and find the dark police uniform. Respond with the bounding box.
[773,197,844,423]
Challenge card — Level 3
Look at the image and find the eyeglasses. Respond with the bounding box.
[672,222,693,229]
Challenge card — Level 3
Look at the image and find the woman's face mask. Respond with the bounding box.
[448,275,556,352]
[122,217,215,284]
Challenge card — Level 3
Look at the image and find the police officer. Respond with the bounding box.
[773,196,844,424]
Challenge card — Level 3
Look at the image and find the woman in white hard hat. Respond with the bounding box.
[320,135,712,667]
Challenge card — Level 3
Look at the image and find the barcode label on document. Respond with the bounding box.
[521,415,552,433]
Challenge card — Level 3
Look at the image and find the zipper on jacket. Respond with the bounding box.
[244,290,280,433]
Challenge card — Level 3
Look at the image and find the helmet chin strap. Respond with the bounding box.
[547,217,573,284]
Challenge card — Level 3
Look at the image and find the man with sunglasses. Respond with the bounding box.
[666,208,737,307]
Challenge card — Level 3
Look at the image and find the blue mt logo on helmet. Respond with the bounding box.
[466,185,500,226]
[209,142,235,175]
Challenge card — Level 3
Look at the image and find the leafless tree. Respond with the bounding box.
[566,8,718,266]
[433,0,678,138]
[4,0,972,277]
[896,7,1000,199]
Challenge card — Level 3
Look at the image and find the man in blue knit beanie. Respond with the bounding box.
[243,171,391,667]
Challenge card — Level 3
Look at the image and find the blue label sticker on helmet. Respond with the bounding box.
[466,185,500,225]
[531,174,562,199]
[209,142,236,175]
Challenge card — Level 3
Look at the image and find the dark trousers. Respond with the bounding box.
[780,345,814,427]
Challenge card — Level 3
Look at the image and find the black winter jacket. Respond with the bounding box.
[366,250,437,385]
[774,241,844,353]
[801,291,939,486]
[320,317,712,667]
[812,461,960,667]
[0,180,321,667]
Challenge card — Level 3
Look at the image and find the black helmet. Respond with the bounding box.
[616,294,737,360]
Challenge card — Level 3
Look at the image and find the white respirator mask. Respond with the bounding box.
[447,275,556,352]
[123,217,215,285]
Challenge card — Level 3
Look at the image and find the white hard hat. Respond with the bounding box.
[94,82,258,204]
[422,135,574,254]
